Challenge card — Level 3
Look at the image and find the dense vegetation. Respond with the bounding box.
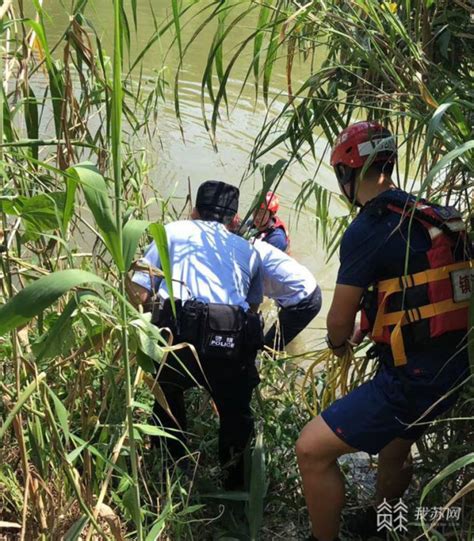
[0,1,472,540]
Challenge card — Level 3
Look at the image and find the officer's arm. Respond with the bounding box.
[327,284,363,357]
[126,278,151,308]
[246,250,264,313]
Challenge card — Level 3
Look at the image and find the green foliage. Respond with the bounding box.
[1,192,68,240]
[67,163,124,270]
[0,270,105,336]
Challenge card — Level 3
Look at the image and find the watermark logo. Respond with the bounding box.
[377,498,407,533]
[415,506,462,523]
[377,498,462,533]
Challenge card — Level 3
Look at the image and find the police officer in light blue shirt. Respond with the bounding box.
[129,180,264,489]
[132,220,263,310]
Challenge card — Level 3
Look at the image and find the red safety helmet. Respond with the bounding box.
[331,121,396,206]
[330,121,396,172]
[260,191,280,213]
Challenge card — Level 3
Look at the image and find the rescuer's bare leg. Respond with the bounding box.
[296,416,355,541]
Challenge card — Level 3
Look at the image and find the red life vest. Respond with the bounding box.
[360,199,472,366]
[257,216,290,252]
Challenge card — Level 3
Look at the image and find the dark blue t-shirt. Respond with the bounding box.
[337,188,468,375]
[262,226,289,252]
[337,189,430,288]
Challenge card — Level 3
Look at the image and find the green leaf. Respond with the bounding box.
[253,0,272,93]
[1,192,66,241]
[420,453,474,505]
[145,515,167,541]
[261,159,287,188]
[32,296,78,361]
[243,159,287,225]
[24,17,63,138]
[130,0,138,30]
[123,219,149,271]
[131,317,164,365]
[67,163,124,270]
[66,440,89,465]
[68,434,132,480]
[0,373,46,441]
[248,431,266,540]
[136,350,156,374]
[178,504,205,515]
[134,423,178,440]
[63,515,89,541]
[64,172,78,232]
[201,491,249,502]
[421,141,474,193]
[263,18,281,105]
[148,223,175,317]
[111,0,123,208]
[145,500,175,541]
[46,386,70,446]
[0,269,105,336]
[171,0,183,59]
[24,86,39,161]
[122,485,140,522]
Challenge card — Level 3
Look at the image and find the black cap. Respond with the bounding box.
[195,180,239,215]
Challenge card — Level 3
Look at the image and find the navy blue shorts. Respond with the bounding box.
[321,347,469,455]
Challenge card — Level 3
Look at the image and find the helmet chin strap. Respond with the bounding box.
[349,176,363,208]
[336,166,362,208]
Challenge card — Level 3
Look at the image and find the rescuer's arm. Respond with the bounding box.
[327,284,364,357]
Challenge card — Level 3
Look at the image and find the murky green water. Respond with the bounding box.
[24,1,343,350]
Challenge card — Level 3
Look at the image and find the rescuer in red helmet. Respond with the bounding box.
[252,191,290,252]
[296,121,471,541]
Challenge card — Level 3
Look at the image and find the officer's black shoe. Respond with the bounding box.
[222,467,245,491]
[304,536,340,541]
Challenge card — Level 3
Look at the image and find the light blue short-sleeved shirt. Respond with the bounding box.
[132,220,263,310]
[254,240,317,307]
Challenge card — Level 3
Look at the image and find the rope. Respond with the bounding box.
[301,347,361,417]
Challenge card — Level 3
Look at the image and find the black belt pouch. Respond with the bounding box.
[151,298,181,337]
[178,299,207,346]
[202,303,245,361]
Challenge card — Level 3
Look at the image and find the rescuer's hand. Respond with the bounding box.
[350,321,367,346]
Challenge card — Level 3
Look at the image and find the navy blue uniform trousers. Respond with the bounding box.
[153,343,259,489]
[264,286,322,350]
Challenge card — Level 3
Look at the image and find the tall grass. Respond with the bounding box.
[0,1,167,538]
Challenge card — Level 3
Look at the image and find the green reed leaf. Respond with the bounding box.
[0,269,105,336]
[123,219,149,271]
[149,223,176,318]
[67,162,124,270]
[46,386,71,446]
[0,373,46,441]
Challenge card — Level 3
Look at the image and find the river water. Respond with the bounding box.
[24,0,345,351]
